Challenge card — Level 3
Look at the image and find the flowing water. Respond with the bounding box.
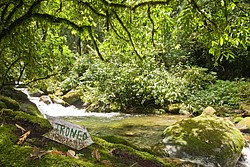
[20,88,250,166]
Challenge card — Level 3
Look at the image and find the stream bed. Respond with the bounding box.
[20,88,250,166]
[63,114,187,149]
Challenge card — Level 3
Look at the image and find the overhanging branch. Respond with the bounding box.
[5,0,24,24]
[87,27,105,61]
[24,73,61,85]
[0,0,43,41]
[100,0,129,8]
[78,1,106,17]
[132,0,171,10]
[189,0,217,28]
[31,13,91,31]
[101,0,171,11]
[147,6,155,47]
[112,10,142,60]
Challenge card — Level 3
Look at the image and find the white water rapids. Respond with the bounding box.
[19,88,250,167]
[20,88,120,118]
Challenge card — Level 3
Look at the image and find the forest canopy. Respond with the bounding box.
[0,0,249,113]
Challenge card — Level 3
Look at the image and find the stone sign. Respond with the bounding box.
[44,115,94,150]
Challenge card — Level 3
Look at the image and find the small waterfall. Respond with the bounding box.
[19,88,120,118]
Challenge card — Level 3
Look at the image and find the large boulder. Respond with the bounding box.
[236,117,250,133]
[62,90,83,108]
[162,107,244,167]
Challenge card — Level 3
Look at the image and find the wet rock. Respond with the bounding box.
[29,89,44,97]
[39,95,52,105]
[236,117,250,133]
[49,95,68,106]
[62,90,83,108]
[240,103,250,116]
[162,107,244,167]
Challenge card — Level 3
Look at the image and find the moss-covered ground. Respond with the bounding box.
[0,94,176,167]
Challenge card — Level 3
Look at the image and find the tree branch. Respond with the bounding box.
[0,0,43,41]
[78,1,106,17]
[101,0,171,11]
[112,10,142,60]
[110,20,129,42]
[0,56,22,90]
[24,73,61,85]
[87,27,105,61]
[132,0,171,10]
[31,13,91,31]
[147,6,155,47]
[32,13,104,61]
[17,65,25,85]
[1,4,9,22]
[189,0,217,28]
[5,0,24,24]
[100,0,129,8]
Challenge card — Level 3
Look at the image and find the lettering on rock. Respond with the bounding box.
[44,115,94,150]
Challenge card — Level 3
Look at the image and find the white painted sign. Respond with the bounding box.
[44,115,94,150]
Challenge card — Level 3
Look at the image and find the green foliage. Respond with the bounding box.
[0,0,249,114]
[71,55,249,114]
[76,55,219,113]
[184,79,250,114]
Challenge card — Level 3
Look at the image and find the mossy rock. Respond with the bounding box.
[62,90,82,106]
[232,116,244,124]
[100,135,139,150]
[162,109,244,167]
[167,104,180,114]
[28,87,45,97]
[49,94,68,106]
[236,117,250,133]
[0,109,52,137]
[240,103,250,115]
[0,88,28,101]
[20,102,43,118]
[0,95,20,110]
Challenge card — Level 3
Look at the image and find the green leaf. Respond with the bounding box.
[209,48,215,55]
[219,36,224,46]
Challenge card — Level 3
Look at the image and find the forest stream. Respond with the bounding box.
[21,88,250,167]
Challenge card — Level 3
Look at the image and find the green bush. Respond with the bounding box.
[184,79,250,114]
[62,53,248,114]
[78,56,219,113]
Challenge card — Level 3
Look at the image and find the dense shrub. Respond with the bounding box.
[183,79,250,114]
[77,56,220,113]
